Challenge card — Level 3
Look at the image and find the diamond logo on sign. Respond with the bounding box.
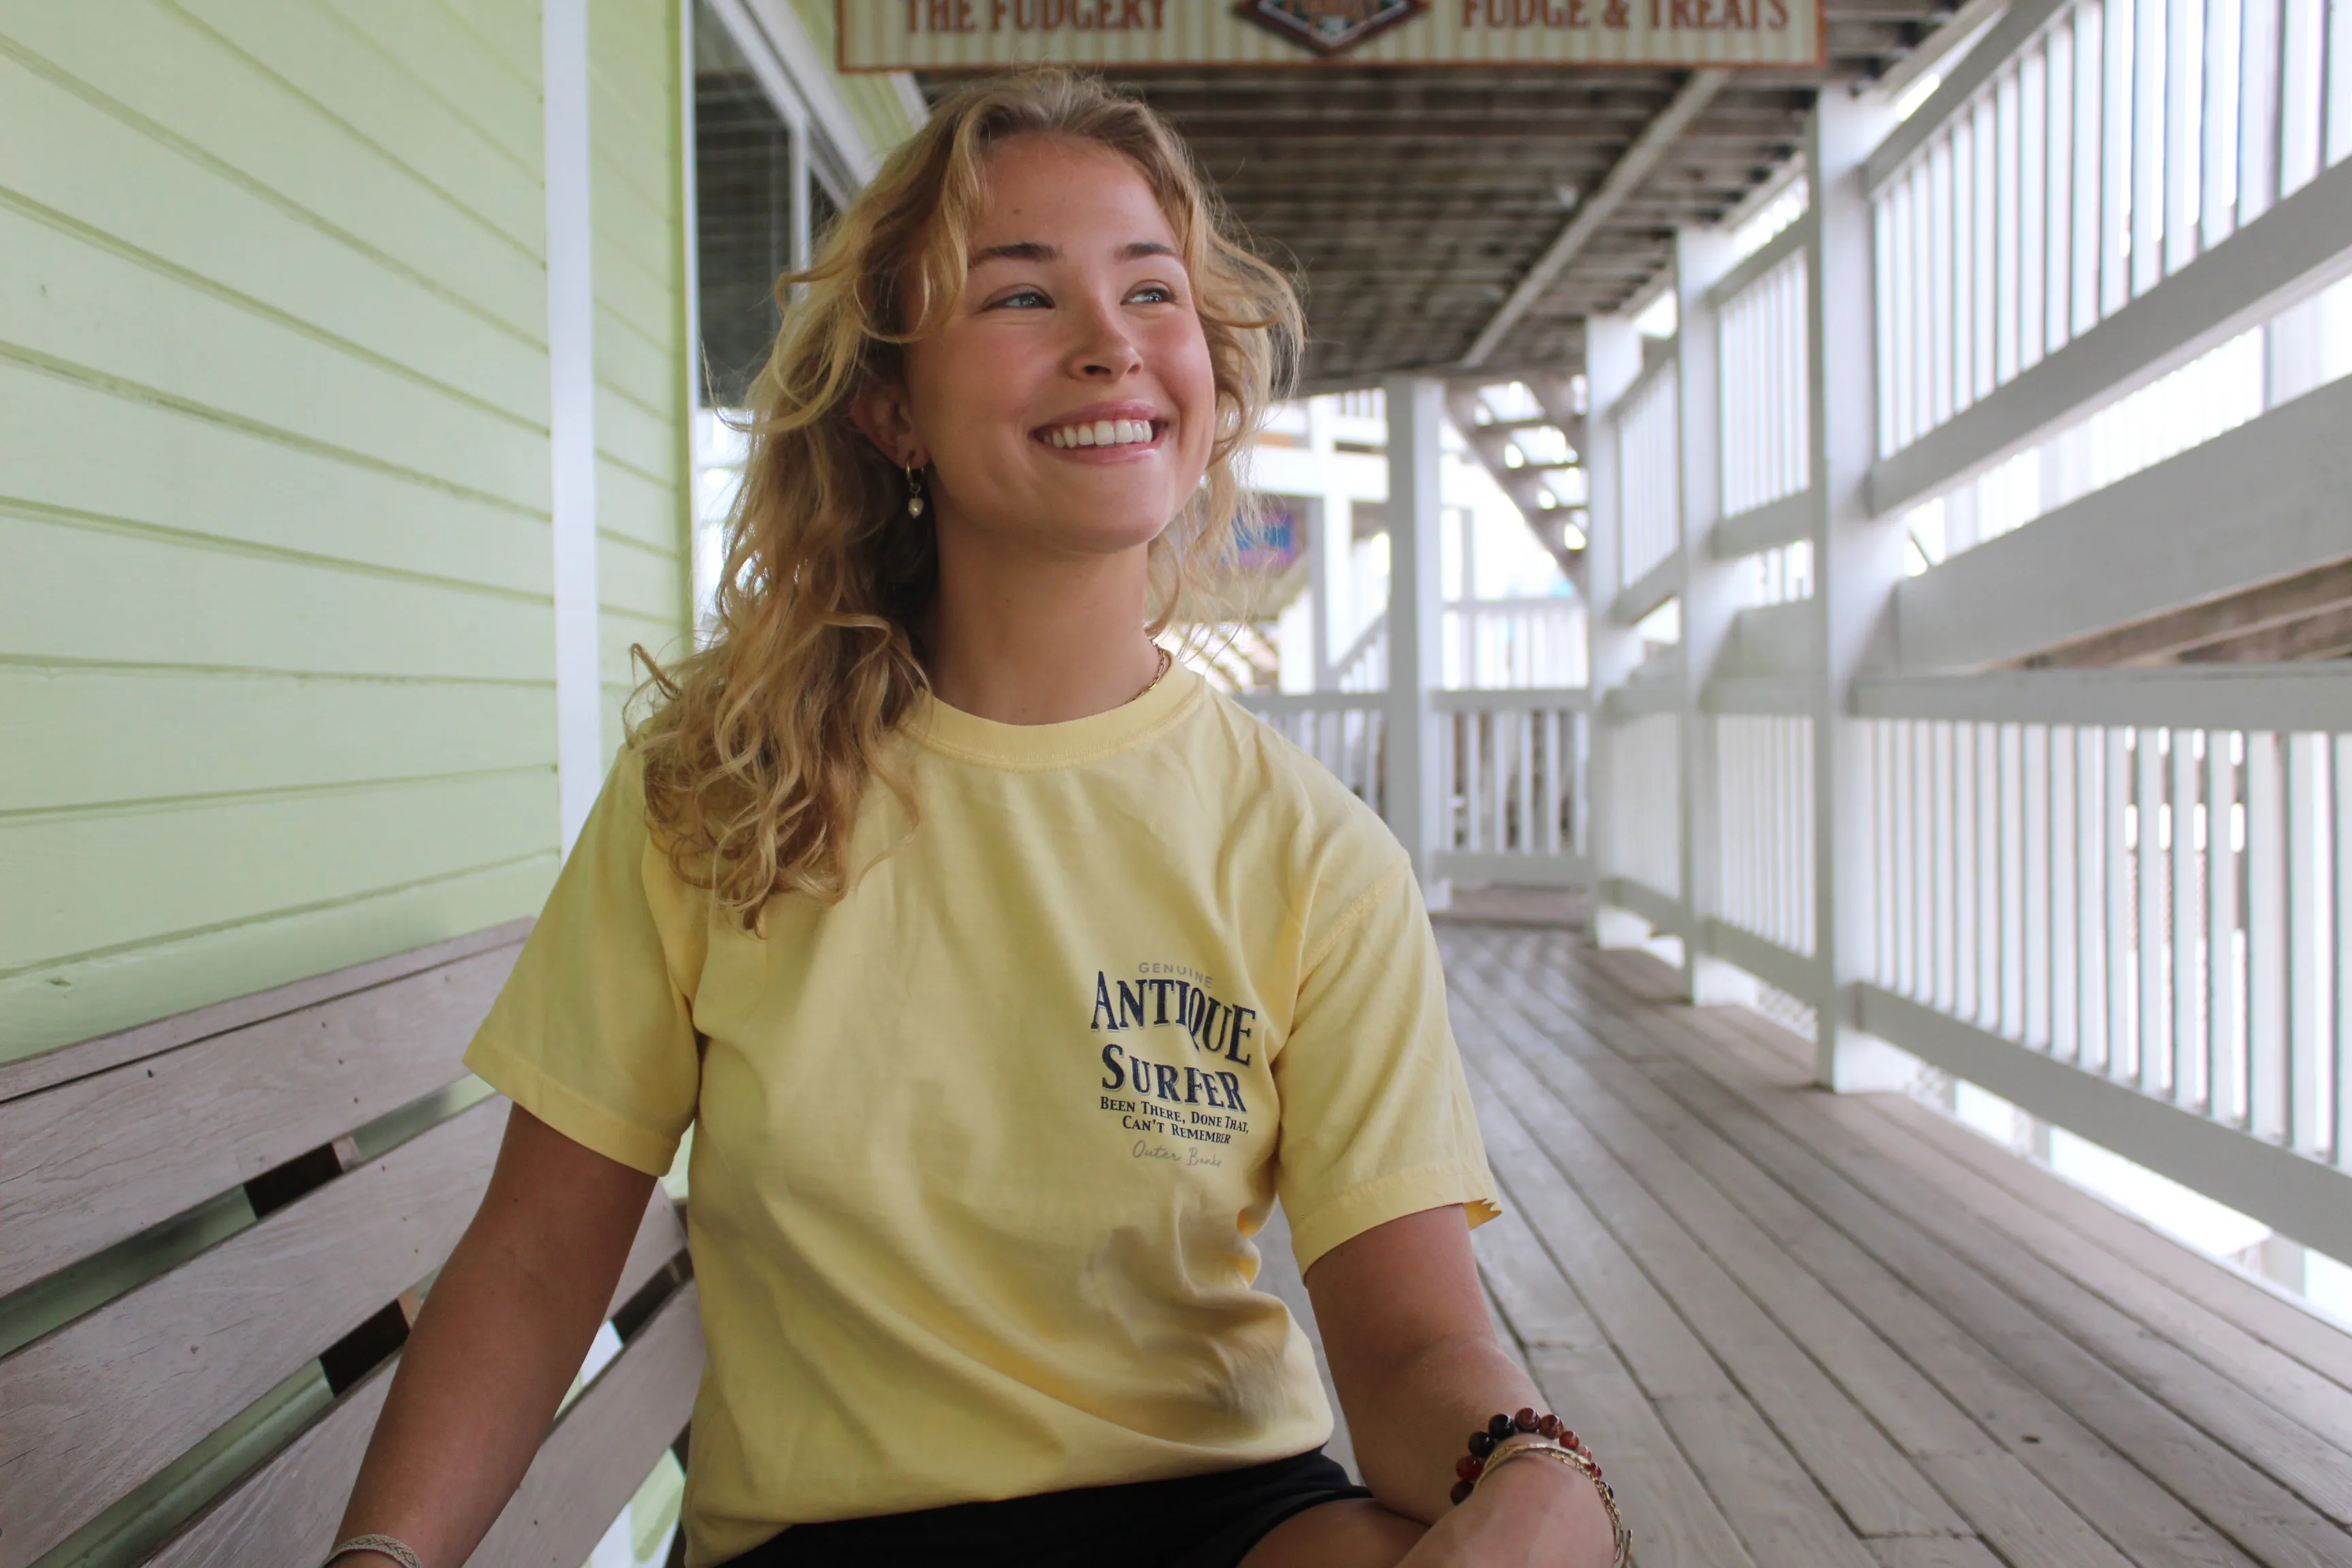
[1232,0,1429,55]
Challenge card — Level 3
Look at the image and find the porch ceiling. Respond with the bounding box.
[919,2,1963,389]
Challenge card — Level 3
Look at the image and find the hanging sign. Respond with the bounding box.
[839,0,1823,71]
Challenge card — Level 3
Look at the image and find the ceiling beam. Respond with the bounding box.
[1460,68,1732,369]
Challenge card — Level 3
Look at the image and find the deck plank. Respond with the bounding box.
[1652,994,2352,1527]
[1463,1015,1970,1540]
[1439,949,2191,1561]
[1851,1083,2352,1399]
[1533,934,2352,1568]
[1447,942,2197,1568]
[1472,1068,1882,1568]
[1437,928,2268,1568]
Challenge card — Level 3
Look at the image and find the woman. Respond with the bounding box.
[328,72,1624,1568]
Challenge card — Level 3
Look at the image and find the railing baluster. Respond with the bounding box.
[2052,725,2080,1060]
[2048,22,2079,352]
[2279,0,2325,195]
[2164,0,2205,279]
[2206,729,2242,1123]
[2100,728,2132,1077]
[2023,728,2041,1048]
[2247,730,2289,1139]
[2286,731,2326,1154]
[2136,727,2167,1093]
[2172,729,2204,1107]
[2333,734,2351,1166]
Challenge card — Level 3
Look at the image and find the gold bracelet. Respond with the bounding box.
[325,1535,425,1568]
[1475,1437,1635,1567]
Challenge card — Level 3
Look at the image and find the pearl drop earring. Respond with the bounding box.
[904,463,926,519]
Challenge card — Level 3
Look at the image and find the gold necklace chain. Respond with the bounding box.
[1137,642,1173,701]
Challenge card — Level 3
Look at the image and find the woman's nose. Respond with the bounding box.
[1065,295,1141,379]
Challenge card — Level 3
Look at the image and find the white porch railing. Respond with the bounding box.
[1243,695,1388,815]
[1863,706,2347,1159]
[1599,710,1680,907]
[1714,713,1817,958]
[1326,599,1588,696]
[1579,40,2352,1269]
[1614,363,1681,590]
[1718,240,1813,518]
[1434,689,1590,881]
[1868,0,2352,458]
[1239,687,1592,887]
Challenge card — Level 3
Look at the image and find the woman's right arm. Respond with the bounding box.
[330,1105,662,1567]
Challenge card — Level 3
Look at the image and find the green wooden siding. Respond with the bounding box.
[0,0,692,1060]
[593,0,693,748]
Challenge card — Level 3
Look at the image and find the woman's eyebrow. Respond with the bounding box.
[968,240,1179,265]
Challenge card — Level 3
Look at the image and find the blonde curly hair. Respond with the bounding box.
[630,71,1303,924]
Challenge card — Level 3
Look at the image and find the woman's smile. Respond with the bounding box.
[1032,399,1171,459]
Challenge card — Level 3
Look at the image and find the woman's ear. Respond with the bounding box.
[849,381,926,470]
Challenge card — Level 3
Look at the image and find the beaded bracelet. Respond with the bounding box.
[1451,1409,1633,1567]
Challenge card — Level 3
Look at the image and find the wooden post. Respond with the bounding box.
[1582,317,1648,949]
[544,0,602,855]
[1674,225,1756,1007]
[1385,375,1448,898]
[1808,89,1910,1090]
[1306,395,1351,689]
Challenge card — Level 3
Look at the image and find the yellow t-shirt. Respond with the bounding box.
[465,664,1498,1565]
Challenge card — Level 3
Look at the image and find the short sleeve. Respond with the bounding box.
[464,751,704,1175]
[1271,862,1501,1273]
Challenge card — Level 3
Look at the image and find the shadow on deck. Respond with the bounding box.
[1431,919,2352,1568]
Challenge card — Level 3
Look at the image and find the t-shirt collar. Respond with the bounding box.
[911,660,1203,770]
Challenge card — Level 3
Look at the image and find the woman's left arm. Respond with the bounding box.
[1306,1205,1620,1567]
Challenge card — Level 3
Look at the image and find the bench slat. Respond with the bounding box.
[146,1194,692,1568]
[0,1099,508,1568]
[0,921,532,1107]
[472,1280,705,1567]
[0,941,521,1300]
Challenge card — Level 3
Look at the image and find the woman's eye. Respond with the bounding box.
[1128,284,1177,305]
[990,288,1049,310]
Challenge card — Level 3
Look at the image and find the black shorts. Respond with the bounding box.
[718,1448,1373,1568]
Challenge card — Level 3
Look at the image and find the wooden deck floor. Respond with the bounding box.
[1279,921,2352,1568]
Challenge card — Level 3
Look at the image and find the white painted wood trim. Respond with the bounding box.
[1236,692,1389,717]
[1429,687,1596,713]
[1893,375,2352,670]
[1704,674,1814,715]
[679,0,706,429]
[1430,851,1591,888]
[544,0,601,855]
[1859,983,2352,1264]
[1710,488,1816,559]
[1611,547,1687,629]
[1705,214,1814,312]
[1856,667,2352,730]
[738,0,881,184]
[1384,376,1448,884]
[1605,668,1684,718]
[1700,917,1818,996]
[1727,597,1819,676]
[1869,154,2352,517]
[1598,875,1691,936]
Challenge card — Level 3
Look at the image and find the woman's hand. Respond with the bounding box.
[1396,1451,1618,1567]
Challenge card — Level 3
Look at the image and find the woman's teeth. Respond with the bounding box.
[1045,419,1155,449]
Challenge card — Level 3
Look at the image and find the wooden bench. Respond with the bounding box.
[0,923,702,1568]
